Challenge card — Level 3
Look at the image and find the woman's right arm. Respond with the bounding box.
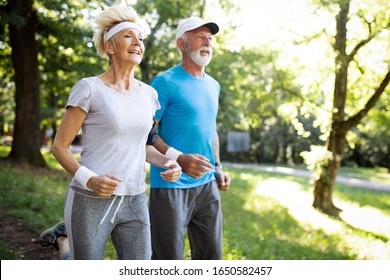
[52,106,120,196]
[51,106,86,175]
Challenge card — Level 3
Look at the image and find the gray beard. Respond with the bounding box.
[187,48,212,67]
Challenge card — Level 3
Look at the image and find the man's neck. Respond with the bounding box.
[180,60,205,78]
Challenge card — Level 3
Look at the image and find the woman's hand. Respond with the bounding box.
[87,174,122,197]
[160,160,182,182]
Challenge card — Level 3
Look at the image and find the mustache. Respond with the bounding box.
[198,46,212,52]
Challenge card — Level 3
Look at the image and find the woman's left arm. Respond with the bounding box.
[146,145,182,182]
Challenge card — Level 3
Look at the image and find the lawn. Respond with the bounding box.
[220,168,390,260]
[0,145,389,259]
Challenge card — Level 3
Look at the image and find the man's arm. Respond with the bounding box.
[213,131,221,166]
[153,120,213,178]
[154,134,169,155]
[213,131,231,192]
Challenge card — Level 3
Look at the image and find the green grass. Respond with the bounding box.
[0,240,17,260]
[337,166,390,184]
[0,145,389,260]
[220,168,390,260]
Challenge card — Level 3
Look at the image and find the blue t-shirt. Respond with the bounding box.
[150,65,220,189]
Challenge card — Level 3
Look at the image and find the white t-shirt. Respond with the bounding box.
[66,77,160,196]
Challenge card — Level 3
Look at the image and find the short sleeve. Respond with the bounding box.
[151,88,161,117]
[66,79,92,113]
[150,76,168,121]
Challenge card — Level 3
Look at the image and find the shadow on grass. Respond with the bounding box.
[341,221,389,243]
[221,167,356,260]
[334,184,390,216]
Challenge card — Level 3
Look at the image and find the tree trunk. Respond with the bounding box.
[6,0,45,166]
[312,0,350,216]
[312,128,346,215]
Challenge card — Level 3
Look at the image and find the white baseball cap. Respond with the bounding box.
[175,16,219,40]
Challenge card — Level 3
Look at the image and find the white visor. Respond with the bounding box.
[104,21,142,42]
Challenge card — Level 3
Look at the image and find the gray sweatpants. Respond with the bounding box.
[64,187,151,260]
[149,180,223,260]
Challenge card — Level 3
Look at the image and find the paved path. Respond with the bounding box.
[223,162,390,193]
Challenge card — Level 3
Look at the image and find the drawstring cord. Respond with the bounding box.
[110,195,124,223]
[97,195,124,228]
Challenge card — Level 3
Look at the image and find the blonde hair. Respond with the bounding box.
[92,5,140,59]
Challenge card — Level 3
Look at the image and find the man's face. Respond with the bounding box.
[184,26,214,67]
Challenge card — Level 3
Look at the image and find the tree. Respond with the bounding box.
[0,0,112,166]
[4,0,45,166]
[310,0,390,215]
[36,0,111,144]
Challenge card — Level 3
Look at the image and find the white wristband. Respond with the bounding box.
[74,166,97,189]
[165,147,183,161]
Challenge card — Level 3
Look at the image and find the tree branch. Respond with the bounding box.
[347,32,379,62]
[344,69,390,130]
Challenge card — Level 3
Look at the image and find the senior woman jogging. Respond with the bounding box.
[50,5,181,260]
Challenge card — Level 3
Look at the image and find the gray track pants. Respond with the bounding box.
[64,187,151,260]
[149,180,223,260]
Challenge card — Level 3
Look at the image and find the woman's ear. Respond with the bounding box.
[104,40,114,55]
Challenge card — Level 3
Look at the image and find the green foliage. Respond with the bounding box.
[134,0,212,81]
[1,0,389,169]
[282,0,390,171]
[0,0,115,133]
[344,93,390,168]
[35,1,111,129]
[301,145,334,177]
[0,19,14,135]
[209,46,322,164]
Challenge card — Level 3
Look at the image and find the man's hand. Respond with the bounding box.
[86,174,121,197]
[177,154,214,178]
[214,167,231,192]
[160,160,182,182]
